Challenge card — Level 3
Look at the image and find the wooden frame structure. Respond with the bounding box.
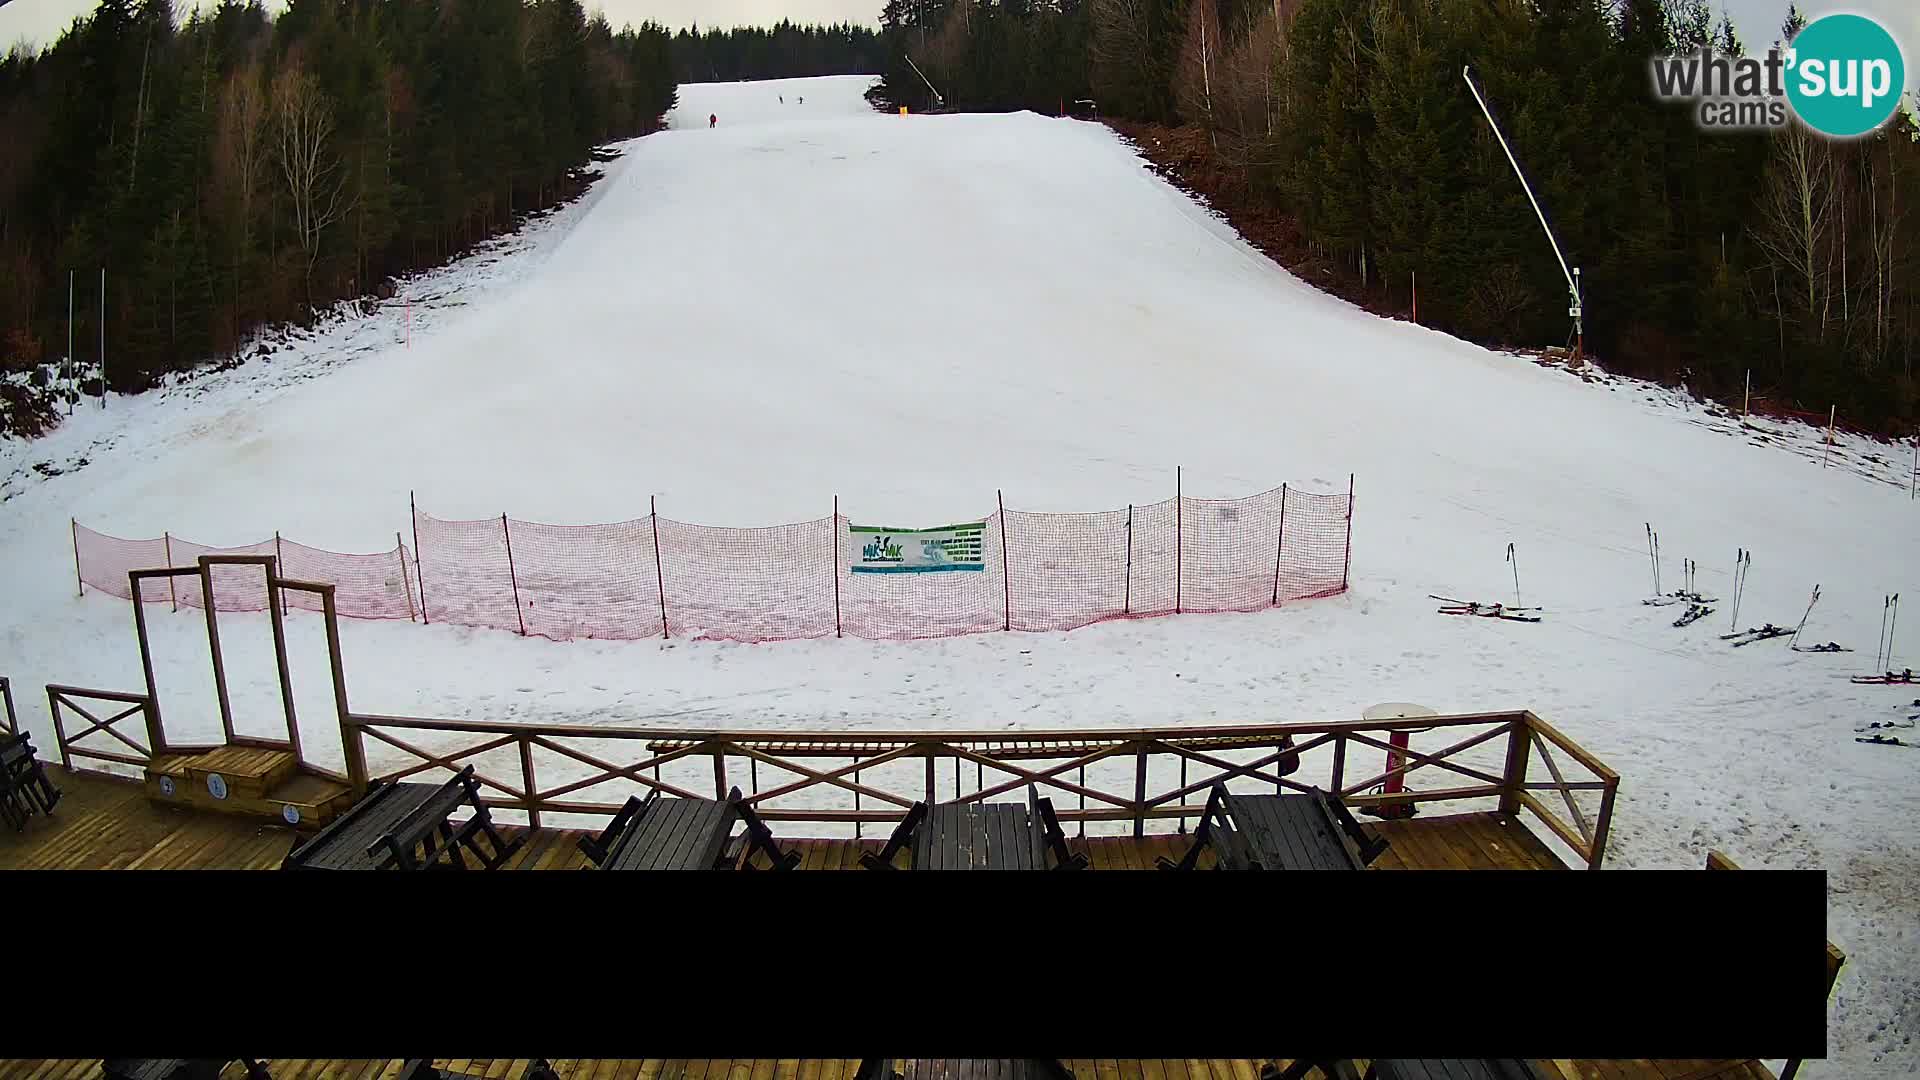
[0,676,16,735]
[46,555,352,787]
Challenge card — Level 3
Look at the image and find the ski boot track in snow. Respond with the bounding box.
[0,76,1915,1073]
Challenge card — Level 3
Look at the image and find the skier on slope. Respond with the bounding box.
[709,113,717,128]
[779,95,784,104]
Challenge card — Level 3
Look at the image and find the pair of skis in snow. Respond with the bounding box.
[1852,670,1918,685]
[1672,603,1714,628]
[1722,623,1792,647]
[1430,595,1541,623]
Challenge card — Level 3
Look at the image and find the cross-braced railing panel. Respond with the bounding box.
[45,684,162,778]
[341,709,1621,865]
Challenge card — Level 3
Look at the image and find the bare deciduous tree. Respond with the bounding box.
[274,63,353,310]
[213,64,267,344]
[1754,122,1837,348]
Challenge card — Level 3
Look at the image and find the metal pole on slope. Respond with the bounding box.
[411,491,430,624]
[1463,66,1583,360]
[832,495,842,639]
[1823,406,1836,469]
[99,267,106,407]
[67,271,74,416]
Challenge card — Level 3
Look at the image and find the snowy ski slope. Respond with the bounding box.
[0,75,1915,1071]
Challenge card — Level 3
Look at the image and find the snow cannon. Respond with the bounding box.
[1360,703,1434,821]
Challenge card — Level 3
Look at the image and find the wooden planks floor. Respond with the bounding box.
[0,1059,1775,1080]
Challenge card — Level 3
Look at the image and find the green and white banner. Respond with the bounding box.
[848,521,986,574]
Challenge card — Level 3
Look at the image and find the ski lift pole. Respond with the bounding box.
[1464,66,1583,359]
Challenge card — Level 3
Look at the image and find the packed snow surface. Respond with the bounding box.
[2,75,1916,1072]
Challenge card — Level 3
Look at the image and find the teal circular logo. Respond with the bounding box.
[1785,14,1906,138]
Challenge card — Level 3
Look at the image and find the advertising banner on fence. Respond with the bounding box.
[848,521,985,574]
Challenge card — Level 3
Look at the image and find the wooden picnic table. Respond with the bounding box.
[862,787,1088,871]
[915,802,1048,869]
[579,787,800,871]
[600,795,736,870]
[282,766,520,870]
[0,731,60,830]
[1161,783,1387,872]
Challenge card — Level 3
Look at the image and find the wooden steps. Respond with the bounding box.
[144,747,355,829]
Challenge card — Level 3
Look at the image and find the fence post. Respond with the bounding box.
[520,734,541,830]
[1271,483,1288,606]
[328,589,369,793]
[1174,466,1183,614]
[1133,743,1148,838]
[1331,732,1347,796]
[1499,714,1532,817]
[650,496,670,639]
[410,491,430,624]
[1342,473,1355,591]
[72,518,83,597]
[397,532,417,622]
[1588,778,1617,870]
[163,532,177,611]
[46,687,72,769]
[273,531,287,614]
[501,512,527,636]
[1124,504,1133,615]
[997,490,1011,631]
[831,495,842,638]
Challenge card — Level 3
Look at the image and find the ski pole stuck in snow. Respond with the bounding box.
[1506,542,1521,608]
[1887,593,1901,672]
[1878,594,1893,670]
[1728,548,1751,632]
[1645,523,1657,596]
[1788,584,1821,650]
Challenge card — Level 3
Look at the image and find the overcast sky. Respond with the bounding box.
[2,0,1915,93]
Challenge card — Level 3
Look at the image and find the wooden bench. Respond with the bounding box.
[855,1061,1075,1080]
[0,730,61,831]
[1159,783,1388,872]
[578,786,800,871]
[860,786,1089,870]
[282,766,521,870]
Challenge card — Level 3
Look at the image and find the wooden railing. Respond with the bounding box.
[0,676,16,735]
[45,685,166,774]
[340,708,1623,868]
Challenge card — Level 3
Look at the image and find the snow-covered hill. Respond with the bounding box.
[0,75,1914,1072]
